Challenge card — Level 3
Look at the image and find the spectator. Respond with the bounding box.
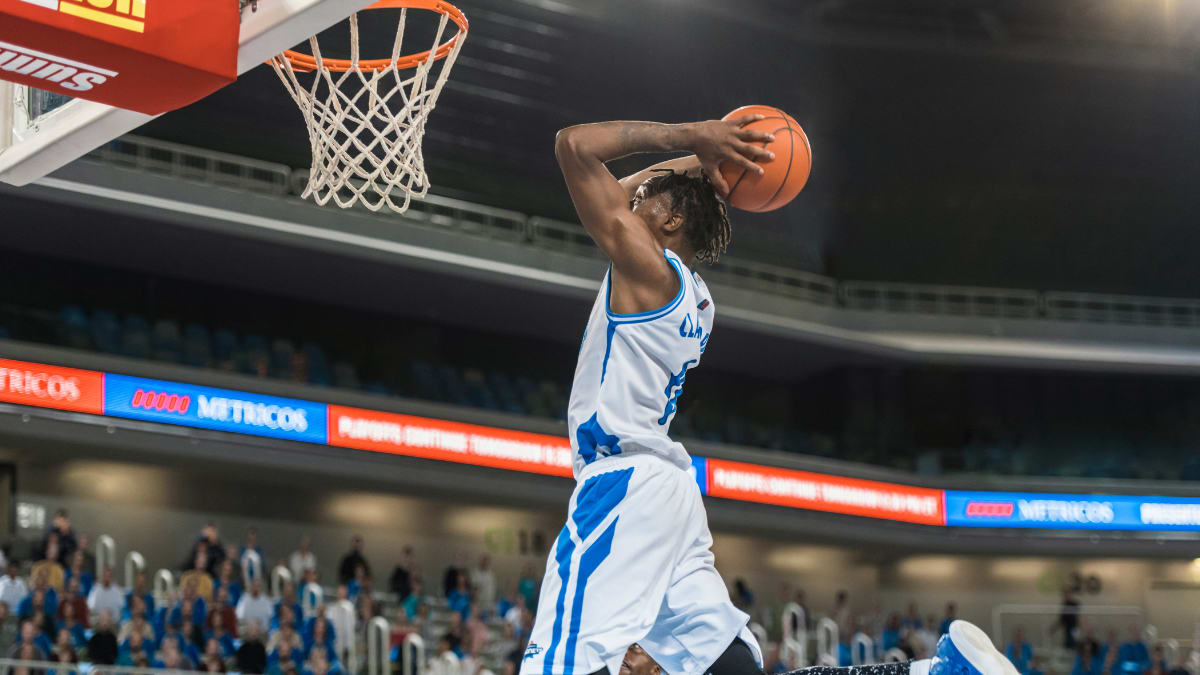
[289,536,317,584]
[504,594,527,636]
[214,559,243,607]
[17,588,53,624]
[517,564,538,611]
[1117,625,1151,674]
[347,565,366,600]
[732,578,755,614]
[56,578,87,628]
[173,577,209,626]
[209,587,239,637]
[116,630,152,666]
[324,585,355,664]
[882,613,902,652]
[442,551,467,598]
[831,590,850,639]
[87,610,119,665]
[202,637,228,671]
[62,552,91,598]
[470,554,497,616]
[237,579,274,630]
[791,589,811,633]
[1059,588,1081,649]
[1007,626,1034,675]
[274,583,302,630]
[1074,639,1104,675]
[237,621,268,674]
[0,562,28,610]
[189,522,227,577]
[303,611,335,659]
[57,603,85,648]
[180,617,206,661]
[240,528,265,579]
[207,610,237,658]
[37,510,77,565]
[75,533,95,579]
[388,546,415,600]
[304,644,336,675]
[10,619,51,659]
[446,570,471,621]
[155,635,196,671]
[117,605,154,644]
[268,640,302,675]
[404,577,424,621]
[87,566,124,618]
[300,570,323,620]
[1027,656,1046,675]
[0,602,11,654]
[337,536,369,585]
[125,570,155,620]
[939,602,958,635]
[902,601,922,631]
[26,570,59,619]
[428,634,460,675]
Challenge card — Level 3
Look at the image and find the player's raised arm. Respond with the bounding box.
[553,118,773,310]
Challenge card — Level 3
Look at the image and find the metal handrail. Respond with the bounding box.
[152,569,174,609]
[84,135,1200,331]
[124,552,144,590]
[95,534,116,580]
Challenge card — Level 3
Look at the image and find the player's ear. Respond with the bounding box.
[662,212,684,235]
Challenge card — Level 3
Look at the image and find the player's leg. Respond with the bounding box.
[703,621,1020,675]
[521,455,700,675]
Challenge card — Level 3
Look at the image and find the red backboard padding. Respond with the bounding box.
[0,0,238,115]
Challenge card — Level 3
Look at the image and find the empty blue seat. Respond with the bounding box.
[437,364,468,406]
[301,342,331,386]
[90,309,120,354]
[242,334,269,376]
[182,323,212,368]
[120,314,152,359]
[332,361,360,390]
[58,305,90,349]
[151,319,182,363]
[270,338,296,380]
[411,361,442,401]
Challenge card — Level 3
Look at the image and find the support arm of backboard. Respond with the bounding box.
[0,0,375,187]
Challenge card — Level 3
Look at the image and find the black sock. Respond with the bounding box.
[705,638,914,675]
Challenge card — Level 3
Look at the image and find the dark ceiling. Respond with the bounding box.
[137,0,1200,296]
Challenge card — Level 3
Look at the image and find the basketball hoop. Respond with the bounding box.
[269,0,467,214]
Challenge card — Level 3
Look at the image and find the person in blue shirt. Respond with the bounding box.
[240,528,265,579]
[116,630,153,666]
[275,583,303,630]
[303,614,337,662]
[1117,626,1151,675]
[63,551,93,599]
[214,559,244,608]
[206,608,237,658]
[446,573,471,622]
[1006,626,1034,675]
[124,571,156,622]
[17,587,57,623]
[881,613,902,652]
[14,618,54,657]
[939,603,958,636]
[1027,655,1046,675]
[169,597,207,630]
[268,639,304,675]
[1075,640,1105,675]
[58,603,87,648]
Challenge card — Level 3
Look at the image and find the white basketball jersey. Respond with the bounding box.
[567,249,714,476]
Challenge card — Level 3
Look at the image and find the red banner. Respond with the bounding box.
[705,458,945,525]
[0,0,238,114]
[0,358,104,415]
[327,405,574,477]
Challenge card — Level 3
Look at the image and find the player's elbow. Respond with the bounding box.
[554,126,586,163]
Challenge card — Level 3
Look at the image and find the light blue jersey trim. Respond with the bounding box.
[605,252,687,325]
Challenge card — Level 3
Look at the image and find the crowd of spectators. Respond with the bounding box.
[1,511,1194,675]
[0,511,548,675]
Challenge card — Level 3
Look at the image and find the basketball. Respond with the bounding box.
[718,104,812,212]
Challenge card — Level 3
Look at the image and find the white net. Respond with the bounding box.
[269,3,466,214]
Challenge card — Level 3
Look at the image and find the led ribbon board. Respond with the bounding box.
[3,357,1200,532]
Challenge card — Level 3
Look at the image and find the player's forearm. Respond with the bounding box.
[554,121,696,165]
[618,155,701,199]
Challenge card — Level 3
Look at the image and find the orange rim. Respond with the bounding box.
[280,0,468,74]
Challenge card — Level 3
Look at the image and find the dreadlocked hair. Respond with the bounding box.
[632,170,731,264]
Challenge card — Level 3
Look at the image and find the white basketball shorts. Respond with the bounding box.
[520,453,761,675]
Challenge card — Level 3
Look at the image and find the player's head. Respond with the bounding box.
[619,644,661,675]
[631,171,731,264]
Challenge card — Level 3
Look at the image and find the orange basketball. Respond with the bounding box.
[718,104,812,212]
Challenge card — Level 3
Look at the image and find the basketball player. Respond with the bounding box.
[521,115,1014,675]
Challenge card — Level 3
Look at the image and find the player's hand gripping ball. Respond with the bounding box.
[713,105,812,212]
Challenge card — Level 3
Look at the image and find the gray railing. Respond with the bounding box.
[85,136,1200,330]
